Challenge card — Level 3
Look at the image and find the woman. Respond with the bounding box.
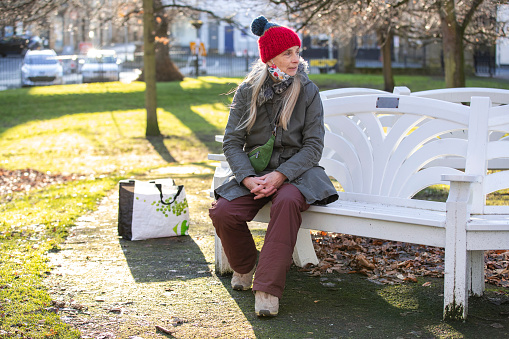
[209,16,338,317]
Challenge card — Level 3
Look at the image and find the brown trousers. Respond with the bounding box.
[209,183,310,298]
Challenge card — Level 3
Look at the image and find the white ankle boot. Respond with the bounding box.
[255,291,279,317]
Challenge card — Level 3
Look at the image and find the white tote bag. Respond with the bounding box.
[118,179,190,241]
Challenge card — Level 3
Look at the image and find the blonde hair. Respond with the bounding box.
[236,59,303,132]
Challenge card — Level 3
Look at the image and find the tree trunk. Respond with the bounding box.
[141,0,184,82]
[378,29,395,92]
[339,36,356,73]
[143,0,160,137]
[439,0,465,88]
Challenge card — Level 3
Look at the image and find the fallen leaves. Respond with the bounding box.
[0,168,78,201]
[312,232,509,288]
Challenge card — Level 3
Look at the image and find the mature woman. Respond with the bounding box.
[209,16,338,317]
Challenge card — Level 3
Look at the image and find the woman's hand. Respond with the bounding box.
[243,171,287,200]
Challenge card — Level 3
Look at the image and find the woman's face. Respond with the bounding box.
[269,46,300,77]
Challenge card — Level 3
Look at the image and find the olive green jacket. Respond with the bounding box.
[214,68,338,205]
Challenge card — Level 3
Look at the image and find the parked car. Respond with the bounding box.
[80,49,120,83]
[58,54,80,74]
[21,49,64,87]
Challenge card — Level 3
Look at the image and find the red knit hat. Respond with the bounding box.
[251,16,301,63]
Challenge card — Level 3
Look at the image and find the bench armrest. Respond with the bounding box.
[442,174,482,208]
[441,174,482,183]
[208,153,226,161]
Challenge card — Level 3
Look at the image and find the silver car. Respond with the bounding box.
[21,49,63,87]
[81,49,120,83]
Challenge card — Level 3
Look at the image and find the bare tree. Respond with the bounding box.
[0,0,68,27]
[272,0,411,91]
[434,0,507,86]
[273,0,506,88]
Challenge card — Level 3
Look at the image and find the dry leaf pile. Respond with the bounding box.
[0,168,78,201]
[311,232,509,288]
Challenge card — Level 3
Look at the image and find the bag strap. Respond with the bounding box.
[155,184,183,205]
[265,105,282,135]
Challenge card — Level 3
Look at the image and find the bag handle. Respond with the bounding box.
[155,184,183,205]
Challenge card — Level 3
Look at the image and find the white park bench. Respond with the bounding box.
[208,90,509,320]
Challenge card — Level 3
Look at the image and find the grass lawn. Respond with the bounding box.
[0,74,508,337]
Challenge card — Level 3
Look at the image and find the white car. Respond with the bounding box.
[21,49,63,87]
[81,49,120,83]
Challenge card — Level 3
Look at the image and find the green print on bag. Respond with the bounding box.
[152,197,189,235]
[173,219,189,236]
[248,133,275,173]
[151,198,188,218]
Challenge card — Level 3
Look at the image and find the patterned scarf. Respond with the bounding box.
[256,62,308,107]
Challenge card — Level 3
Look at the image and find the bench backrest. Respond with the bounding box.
[409,87,509,106]
[321,94,477,207]
[320,88,390,100]
[472,98,509,215]
[320,87,509,170]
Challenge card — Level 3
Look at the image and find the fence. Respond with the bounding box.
[0,50,263,90]
[1,48,502,91]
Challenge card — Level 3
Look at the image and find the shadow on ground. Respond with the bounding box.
[218,265,509,338]
[120,236,211,283]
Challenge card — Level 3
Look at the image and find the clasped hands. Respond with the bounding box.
[242,171,287,200]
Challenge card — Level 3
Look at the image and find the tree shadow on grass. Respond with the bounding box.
[0,80,230,154]
[147,135,176,163]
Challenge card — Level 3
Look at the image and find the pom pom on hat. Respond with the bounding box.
[250,16,301,63]
[251,16,269,37]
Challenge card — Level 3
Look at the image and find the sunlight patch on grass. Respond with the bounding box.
[26,81,145,96]
[377,285,420,310]
[158,108,195,135]
[0,177,118,235]
[424,323,464,338]
[0,110,158,172]
[191,103,229,130]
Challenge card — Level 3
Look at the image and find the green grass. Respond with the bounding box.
[309,73,509,91]
[0,74,508,337]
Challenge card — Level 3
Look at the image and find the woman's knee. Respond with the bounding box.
[209,198,231,224]
[272,184,308,211]
[209,197,253,227]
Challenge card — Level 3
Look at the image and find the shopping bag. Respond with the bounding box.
[118,178,190,241]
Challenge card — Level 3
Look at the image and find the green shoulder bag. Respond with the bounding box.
[248,132,275,173]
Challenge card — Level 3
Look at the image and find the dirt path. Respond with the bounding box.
[44,166,259,338]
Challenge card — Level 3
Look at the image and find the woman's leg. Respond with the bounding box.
[252,183,310,298]
[209,195,267,274]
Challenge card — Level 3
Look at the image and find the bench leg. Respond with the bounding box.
[292,229,319,267]
[214,231,233,275]
[443,181,471,320]
[211,163,233,274]
[468,250,485,297]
